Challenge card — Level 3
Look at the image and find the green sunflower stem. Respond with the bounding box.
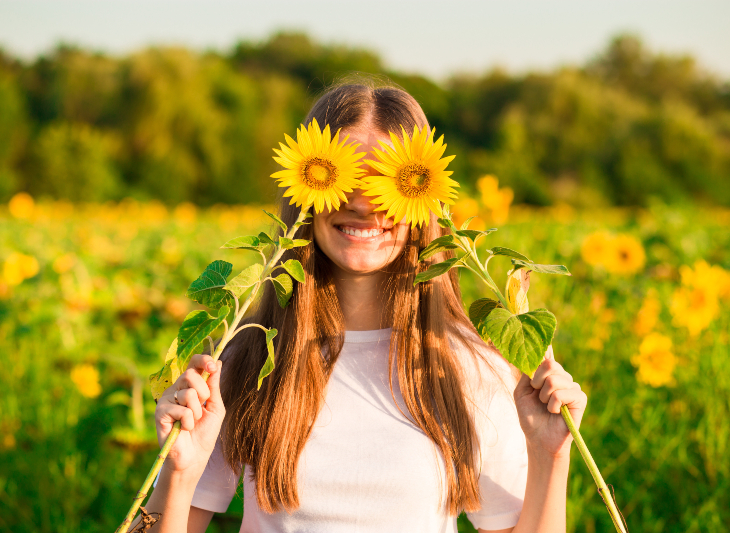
[560,405,627,533]
[115,209,309,533]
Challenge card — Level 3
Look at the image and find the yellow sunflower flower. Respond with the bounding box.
[606,234,646,275]
[580,231,613,267]
[71,364,102,398]
[362,125,459,228]
[271,118,366,214]
[631,332,677,387]
[671,281,720,337]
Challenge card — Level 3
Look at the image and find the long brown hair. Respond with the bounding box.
[220,80,499,515]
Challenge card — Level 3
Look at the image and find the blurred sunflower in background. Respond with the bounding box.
[362,125,459,227]
[631,332,677,387]
[271,118,366,213]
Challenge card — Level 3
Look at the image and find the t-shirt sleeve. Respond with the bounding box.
[190,434,242,513]
[458,337,528,530]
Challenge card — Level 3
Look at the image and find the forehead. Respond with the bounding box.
[341,128,393,152]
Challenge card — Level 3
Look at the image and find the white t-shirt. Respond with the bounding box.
[190,327,528,532]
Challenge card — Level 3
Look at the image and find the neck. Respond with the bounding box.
[332,268,388,331]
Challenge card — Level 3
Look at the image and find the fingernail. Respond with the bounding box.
[207,363,216,372]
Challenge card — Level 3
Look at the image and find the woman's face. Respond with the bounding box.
[313,128,410,276]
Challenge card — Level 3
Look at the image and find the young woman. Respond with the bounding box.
[142,83,588,533]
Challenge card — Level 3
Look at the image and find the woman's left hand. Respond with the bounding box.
[514,351,588,460]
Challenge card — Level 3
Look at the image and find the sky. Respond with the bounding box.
[1,0,728,80]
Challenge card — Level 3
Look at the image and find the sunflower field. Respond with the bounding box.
[1,189,729,533]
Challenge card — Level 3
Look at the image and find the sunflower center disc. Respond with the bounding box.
[397,163,431,197]
[302,157,338,190]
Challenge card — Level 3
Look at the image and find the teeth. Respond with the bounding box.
[338,226,384,238]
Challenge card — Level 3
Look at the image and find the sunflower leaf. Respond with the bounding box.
[224,263,264,297]
[278,237,294,249]
[290,239,311,248]
[512,259,571,276]
[221,235,265,253]
[460,216,477,230]
[413,257,460,285]
[176,307,229,372]
[263,210,287,232]
[419,235,458,261]
[483,307,557,377]
[186,260,234,310]
[281,259,305,283]
[258,232,277,246]
[488,247,531,262]
[258,328,278,390]
[469,298,502,340]
[271,273,294,308]
[437,217,456,230]
[149,338,182,400]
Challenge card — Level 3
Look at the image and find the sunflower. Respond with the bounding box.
[631,332,676,387]
[271,118,366,213]
[361,125,459,227]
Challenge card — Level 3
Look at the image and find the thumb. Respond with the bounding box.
[513,371,535,401]
[204,360,225,416]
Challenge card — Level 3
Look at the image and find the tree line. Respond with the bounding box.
[0,32,728,206]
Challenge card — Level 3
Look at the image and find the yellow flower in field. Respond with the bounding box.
[680,260,730,301]
[3,252,40,286]
[173,202,198,225]
[451,197,484,230]
[476,175,513,224]
[605,234,645,275]
[631,332,676,387]
[272,118,366,214]
[8,192,34,219]
[634,288,661,337]
[362,125,459,227]
[53,253,76,274]
[581,231,612,266]
[71,364,102,398]
[671,284,719,337]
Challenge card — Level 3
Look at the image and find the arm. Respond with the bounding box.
[128,354,226,533]
[479,358,587,533]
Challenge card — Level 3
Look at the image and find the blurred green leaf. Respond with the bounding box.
[512,259,571,276]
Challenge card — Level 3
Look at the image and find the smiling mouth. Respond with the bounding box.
[336,225,387,238]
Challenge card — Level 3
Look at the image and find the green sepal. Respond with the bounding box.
[257,328,278,390]
[489,247,531,262]
[221,235,265,253]
[281,259,305,283]
[225,263,264,297]
[418,235,458,262]
[186,260,234,310]
[483,307,557,377]
[512,259,571,276]
[263,210,287,232]
[413,257,460,285]
[271,273,294,308]
[176,306,229,371]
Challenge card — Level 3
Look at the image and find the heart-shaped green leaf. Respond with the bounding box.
[512,259,571,276]
[186,260,234,309]
[258,327,278,389]
[271,273,294,308]
[176,306,229,371]
[469,298,502,340]
[281,259,305,283]
[413,257,460,285]
[484,307,557,377]
[263,210,287,232]
[221,235,264,252]
[225,263,264,297]
[489,247,531,262]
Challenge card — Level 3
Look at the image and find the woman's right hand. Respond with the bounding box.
[155,354,226,474]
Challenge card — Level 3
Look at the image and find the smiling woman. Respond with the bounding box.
[139,80,587,533]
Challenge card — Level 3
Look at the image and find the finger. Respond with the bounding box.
[178,388,203,420]
[538,373,576,404]
[188,353,217,374]
[176,369,212,404]
[546,388,588,424]
[531,359,571,390]
[156,404,196,431]
[204,360,225,416]
[513,371,534,401]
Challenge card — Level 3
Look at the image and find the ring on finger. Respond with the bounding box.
[174,390,180,405]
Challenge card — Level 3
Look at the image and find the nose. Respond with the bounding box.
[343,187,378,218]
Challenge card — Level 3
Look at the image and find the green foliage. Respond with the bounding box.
[468,297,502,339]
[418,235,458,261]
[224,263,264,297]
[512,259,571,276]
[484,308,558,377]
[258,328,278,390]
[185,260,234,309]
[281,259,305,283]
[489,246,531,261]
[176,307,229,370]
[413,257,461,285]
[271,273,294,308]
[0,33,727,207]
